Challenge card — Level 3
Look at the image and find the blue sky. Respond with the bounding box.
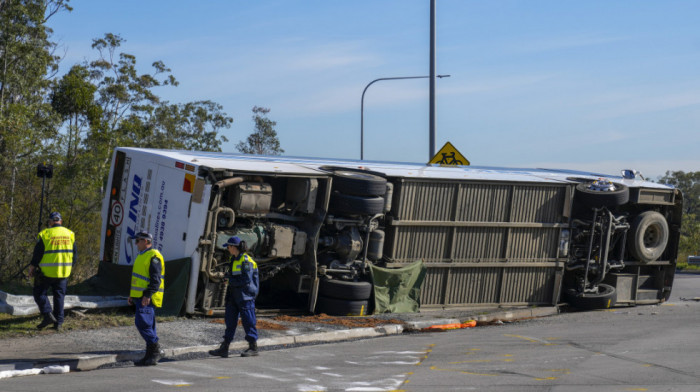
[48,1,699,180]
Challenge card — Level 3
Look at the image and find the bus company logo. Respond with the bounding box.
[110,200,124,227]
[123,174,143,264]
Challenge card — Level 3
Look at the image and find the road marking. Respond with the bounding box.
[504,334,556,345]
[152,379,191,387]
[430,365,498,377]
[374,351,425,355]
[296,384,326,392]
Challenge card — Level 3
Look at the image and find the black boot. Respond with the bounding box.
[143,343,163,366]
[134,344,154,367]
[241,340,258,357]
[209,340,230,358]
[37,313,57,330]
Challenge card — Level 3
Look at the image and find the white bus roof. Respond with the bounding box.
[117,148,673,190]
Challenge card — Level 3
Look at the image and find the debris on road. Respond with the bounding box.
[274,314,404,328]
[208,318,288,330]
[421,320,477,332]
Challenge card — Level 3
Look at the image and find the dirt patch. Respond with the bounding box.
[209,318,288,330]
[273,314,405,328]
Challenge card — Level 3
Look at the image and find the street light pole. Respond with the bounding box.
[429,0,437,160]
[361,74,450,160]
[36,163,53,232]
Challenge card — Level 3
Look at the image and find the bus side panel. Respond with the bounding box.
[384,179,568,307]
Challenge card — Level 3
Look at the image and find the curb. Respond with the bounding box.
[37,323,406,372]
[16,306,559,373]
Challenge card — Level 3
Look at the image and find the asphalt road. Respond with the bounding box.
[4,273,700,392]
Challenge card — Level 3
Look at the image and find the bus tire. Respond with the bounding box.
[332,170,387,196]
[627,211,669,262]
[329,193,384,215]
[563,283,617,310]
[575,182,629,208]
[319,278,372,300]
[316,296,369,316]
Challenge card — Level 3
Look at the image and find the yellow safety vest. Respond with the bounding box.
[231,253,258,276]
[130,248,165,308]
[38,226,75,278]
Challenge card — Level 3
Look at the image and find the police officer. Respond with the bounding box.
[127,231,165,366]
[29,212,75,331]
[210,236,260,358]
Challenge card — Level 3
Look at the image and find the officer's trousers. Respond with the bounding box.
[134,300,159,344]
[224,299,258,343]
[33,276,67,325]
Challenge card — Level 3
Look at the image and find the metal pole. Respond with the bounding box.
[37,175,46,232]
[361,75,450,160]
[429,0,437,160]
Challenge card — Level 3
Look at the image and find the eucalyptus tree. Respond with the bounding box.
[658,170,700,261]
[46,33,233,280]
[0,0,71,281]
[236,106,284,155]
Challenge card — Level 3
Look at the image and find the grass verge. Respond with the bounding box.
[676,262,700,272]
[0,308,179,340]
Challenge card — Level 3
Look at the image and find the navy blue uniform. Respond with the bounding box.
[223,254,259,343]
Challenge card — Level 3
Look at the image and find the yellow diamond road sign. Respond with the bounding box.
[429,142,470,166]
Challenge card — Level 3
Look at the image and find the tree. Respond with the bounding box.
[658,171,700,216]
[657,171,700,262]
[0,0,70,281]
[44,33,233,281]
[236,106,284,155]
[51,64,100,162]
[0,6,237,283]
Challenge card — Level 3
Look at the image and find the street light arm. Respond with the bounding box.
[360,75,450,160]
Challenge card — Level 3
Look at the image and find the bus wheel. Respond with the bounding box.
[319,277,372,301]
[563,283,617,310]
[575,180,629,208]
[329,192,385,215]
[332,170,387,196]
[316,296,369,316]
[627,211,669,262]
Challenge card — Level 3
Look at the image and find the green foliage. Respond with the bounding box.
[658,171,700,216]
[0,308,178,339]
[658,171,700,264]
[0,0,69,282]
[51,64,100,161]
[0,5,233,284]
[236,106,284,155]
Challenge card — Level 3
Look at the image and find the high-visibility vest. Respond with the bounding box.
[38,226,75,278]
[231,253,258,276]
[130,248,165,308]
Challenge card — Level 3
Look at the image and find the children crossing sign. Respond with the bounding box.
[429,142,470,166]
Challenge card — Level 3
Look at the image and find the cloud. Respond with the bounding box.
[439,73,558,96]
[284,43,377,71]
[506,33,630,55]
[590,91,700,119]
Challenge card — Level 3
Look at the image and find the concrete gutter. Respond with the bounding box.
[36,324,406,372]
[10,307,559,373]
[403,306,560,330]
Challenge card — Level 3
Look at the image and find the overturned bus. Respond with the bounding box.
[100,148,682,315]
